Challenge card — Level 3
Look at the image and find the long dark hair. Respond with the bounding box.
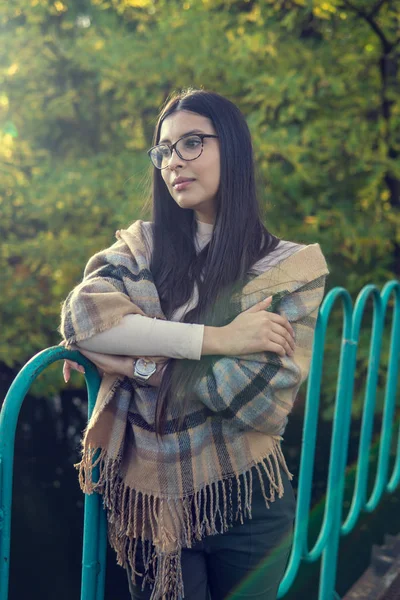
[147,88,280,439]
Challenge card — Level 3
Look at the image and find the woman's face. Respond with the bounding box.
[159,110,220,224]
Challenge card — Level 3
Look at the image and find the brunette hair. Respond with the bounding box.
[147,88,280,438]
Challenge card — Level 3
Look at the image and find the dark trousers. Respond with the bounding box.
[126,465,296,600]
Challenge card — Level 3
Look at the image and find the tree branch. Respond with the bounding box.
[340,0,392,51]
[369,0,387,19]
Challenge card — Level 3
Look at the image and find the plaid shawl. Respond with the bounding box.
[59,220,329,600]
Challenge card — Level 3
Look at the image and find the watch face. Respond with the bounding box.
[135,358,156,376]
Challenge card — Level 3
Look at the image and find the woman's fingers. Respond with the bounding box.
[63,359,85,383]
[270,320,296,353]
[268,341,287,357]
[67,359,85,373]
[60,341,86,382]
[270,313,295,338]
[63,361,69,383]
[270,333,294,357]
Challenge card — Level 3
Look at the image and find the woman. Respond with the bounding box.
[60,88,329,600]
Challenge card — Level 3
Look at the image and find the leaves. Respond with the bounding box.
[0,0,399,410]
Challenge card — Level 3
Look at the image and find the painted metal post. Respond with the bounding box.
[0,346,106,600]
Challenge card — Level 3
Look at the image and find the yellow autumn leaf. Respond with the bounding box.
[123,0,153,7]
[53,1,67,12]
[0,94,9,109]
[7,64,19,76]
[313,7,331,19]
[321,2,336,12]
[246,5,261,22]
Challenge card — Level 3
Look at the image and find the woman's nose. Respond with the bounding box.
[167,148,185,170]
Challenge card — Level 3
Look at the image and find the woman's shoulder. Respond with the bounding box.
[250,239,307,275]
[113,220,154,265]
[250,239,329,279]
[122,220,154,259]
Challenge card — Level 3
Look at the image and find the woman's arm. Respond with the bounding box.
[76,314,223,359]
[61,341,170,386]
[193,274,328,436]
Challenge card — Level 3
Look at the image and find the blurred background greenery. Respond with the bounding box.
[1,0,400,599]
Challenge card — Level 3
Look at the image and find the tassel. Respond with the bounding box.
[78,443,292,599]
[149,549,184,600]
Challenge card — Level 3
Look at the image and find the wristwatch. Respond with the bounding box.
[133,358,157,385]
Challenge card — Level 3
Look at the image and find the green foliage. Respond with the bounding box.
[1,0,399,408]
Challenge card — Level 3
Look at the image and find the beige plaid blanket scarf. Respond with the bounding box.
[59,220,329,599]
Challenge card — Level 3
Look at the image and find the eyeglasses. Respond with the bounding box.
[147,133,219,170]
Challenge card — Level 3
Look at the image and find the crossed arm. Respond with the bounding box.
[61,342,170,385]
[61,313,204,384]
[62,275,325,406]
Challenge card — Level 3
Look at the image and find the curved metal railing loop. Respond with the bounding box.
[279,287,354,594]
[339,284,383,532]
[367,281,400,502]
[316,285,373,598]
[0,346,106,600]
[303,288,355,562]
[342,281,400,532]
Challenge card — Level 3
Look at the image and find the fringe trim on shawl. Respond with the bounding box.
[75,437,292,600]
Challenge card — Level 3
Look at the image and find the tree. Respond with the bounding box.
[0,0,399,414]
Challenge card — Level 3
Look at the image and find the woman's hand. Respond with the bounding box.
[59,341,169,386]
[219,296,296,357]
[59,340,86,381]
[60,341,133,381]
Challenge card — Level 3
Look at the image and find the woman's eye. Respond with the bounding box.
[184,137,201,148]
[159,146,170,157]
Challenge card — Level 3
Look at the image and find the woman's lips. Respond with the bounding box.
[174,180,195,191]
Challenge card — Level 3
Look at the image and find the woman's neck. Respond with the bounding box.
[196,217,214,236]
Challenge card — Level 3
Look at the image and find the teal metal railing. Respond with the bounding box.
[0,280,399,600]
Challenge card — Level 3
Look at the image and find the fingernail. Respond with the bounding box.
[65,374,69,383]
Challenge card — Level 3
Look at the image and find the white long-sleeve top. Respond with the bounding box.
[77,219,305,360]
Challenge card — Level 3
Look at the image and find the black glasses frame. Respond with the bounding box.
[147,133,219,169]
